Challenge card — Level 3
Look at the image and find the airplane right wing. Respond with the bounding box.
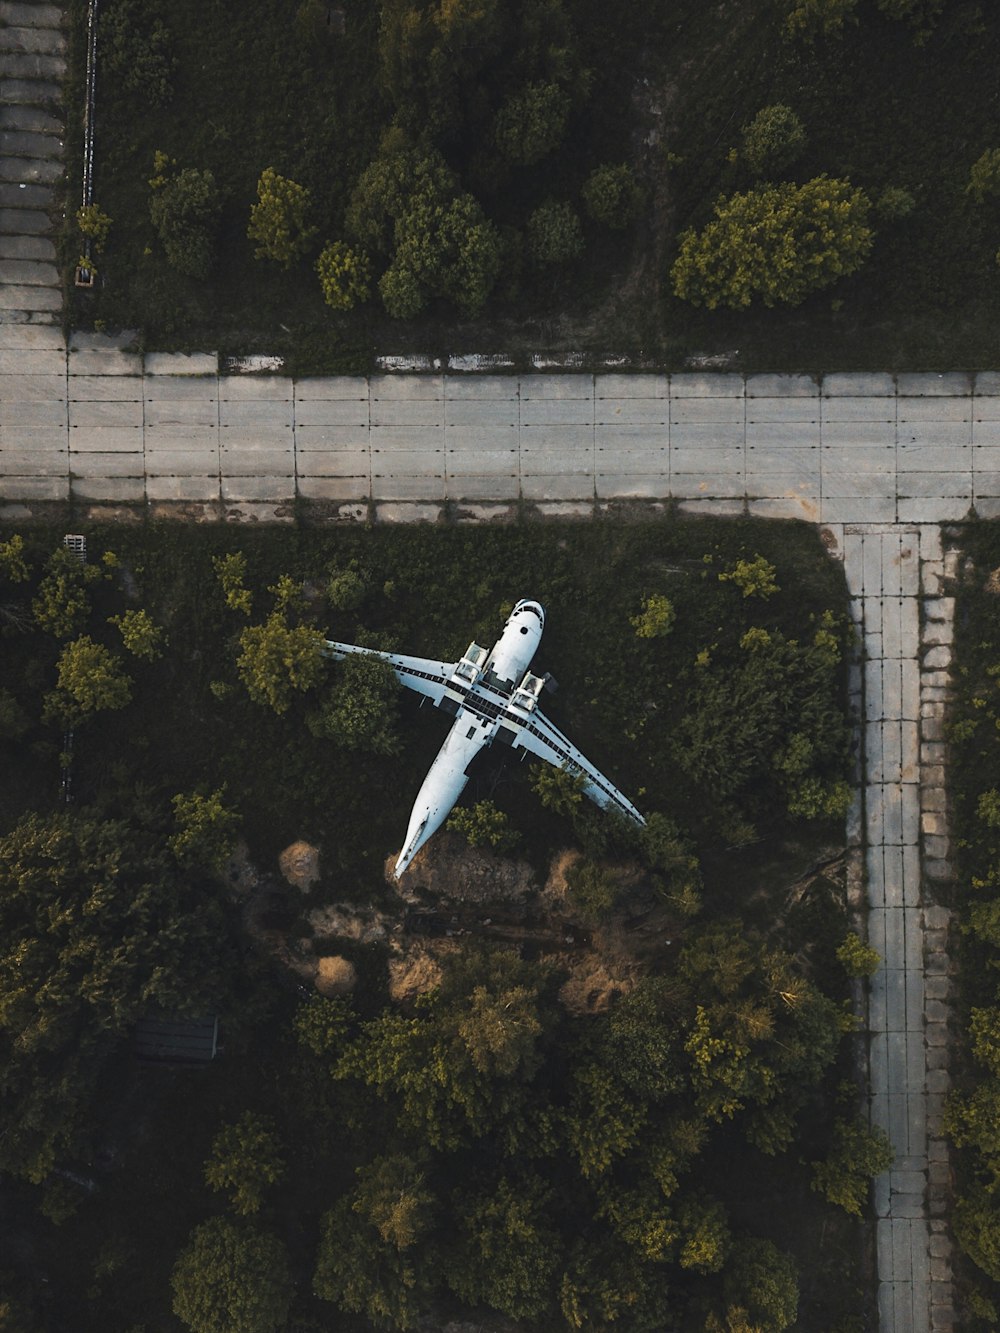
[321,640,455,707]
[512,704,646,827]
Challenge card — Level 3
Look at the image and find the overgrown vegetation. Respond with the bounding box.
[65,0,1000,367]
[0,518,872,1329]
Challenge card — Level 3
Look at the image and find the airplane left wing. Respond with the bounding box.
[512,705,646,827]
[321,640,454,707]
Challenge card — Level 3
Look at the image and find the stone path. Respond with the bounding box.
[0,328,969,1333]
[0,1,66,325]
[840,527,955,1333]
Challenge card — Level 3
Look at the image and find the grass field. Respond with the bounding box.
[63,0,1000,370]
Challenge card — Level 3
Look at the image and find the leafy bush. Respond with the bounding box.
[875,186,915,220]
[32,547,95,638]
[447,800,518,852]
[327,567,367,611]
[784,0,858,40]
[237,615,325,713]
[316,242,372,311]
[672,177,874,309]
[630,593,676,638]
[213,551,252,615]
[307,653,402,755]
[169,788,241,872]
[247,168,317,267]
[45,637,132,722]
[526,200,584,265]
[76,204,112,252]
[100,0,176,105]
[581,163,643,230]
[149,154,222,279]
[810,1119,893,1214]
[722,1237,799,1332]
[718,554,779,598]
[0,534,29,583]
[836,931,881,977]
[968,149,1000,203]
[740,105,807,177]
[493,82,571,166]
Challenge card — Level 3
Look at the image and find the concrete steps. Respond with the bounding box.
[0,0,67,324]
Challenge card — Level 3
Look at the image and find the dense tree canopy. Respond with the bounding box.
[671,176,874,310]
[171,1218,293,1333]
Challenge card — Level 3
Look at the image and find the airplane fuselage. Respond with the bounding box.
[395,599,545,875]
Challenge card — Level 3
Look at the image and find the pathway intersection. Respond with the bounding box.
[0,337,971,1332]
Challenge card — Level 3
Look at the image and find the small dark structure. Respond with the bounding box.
[135,1015,219,1065]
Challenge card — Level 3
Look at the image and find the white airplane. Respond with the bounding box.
[322,600,645,878]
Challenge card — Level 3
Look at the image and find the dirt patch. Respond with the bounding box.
[279,840,320,891]
[315,955,357,996]
[308,903,392,944]
[558,949,637,1015]
[391,832,537,909]
[388,942,452,1004]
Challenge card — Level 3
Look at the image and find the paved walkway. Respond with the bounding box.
[0,2,66,325]
[0,327,965,1332]
[841,527,955,1333]
[0,333,996,523]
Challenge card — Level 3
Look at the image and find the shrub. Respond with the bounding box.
[0,534,29,583]
[46,637,132,721]
[213,551,252,615]
[526,200,584,265]
[740,105,807,177]
[169,788,241,872]
[32,547,95,638]
[149,154,222,279]
[784,0,858,40]
[171,1218,293,1333]
[447,800,518,852]
[811,1119,893,1214]
[493,82,571,166]
[108,608,164,660]
[630,593,676,638]
[581,163,643,229]
[76,204,112,252]
[968,149,1000,203]
[247,168,317,267]
[327,568,367,611]
[718,555,779,598]
[316,242,372,311]
[672,177,873,310]
[875,186,915,220]
[836,931,881,977]
[204,1113,285,1216]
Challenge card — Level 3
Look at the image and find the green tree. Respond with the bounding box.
[32,546,95,638]
[443,1175,559,1320]
[493,81,571,166]
[954,1182,1000,1282]
[108,607,164,660]
[171,1218,293,1333]
[672,177,873,309]
[0,535,30,584]
[169,788,241,873]
[836,931,881,977]
[381,187,502,318]
[307,653,402,755]
[722,1237,799,1331]
[46,636,132,722]
[810,1118,893,1215]
[316,241,372,310]
[327,567,368,611]
[876,186,915,220]
[447,799,518,852]
[314,1170,432,1330]
[149,153,222,279]
[247,168,316,267]
[213,552,253,615]
[236,615,325,713]
[527,199,584,265]
[582,162,643,229]
[631,593,676,638]
[740,105,807,177]
[968,150,1000,203]
[205,1112,285,1216]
